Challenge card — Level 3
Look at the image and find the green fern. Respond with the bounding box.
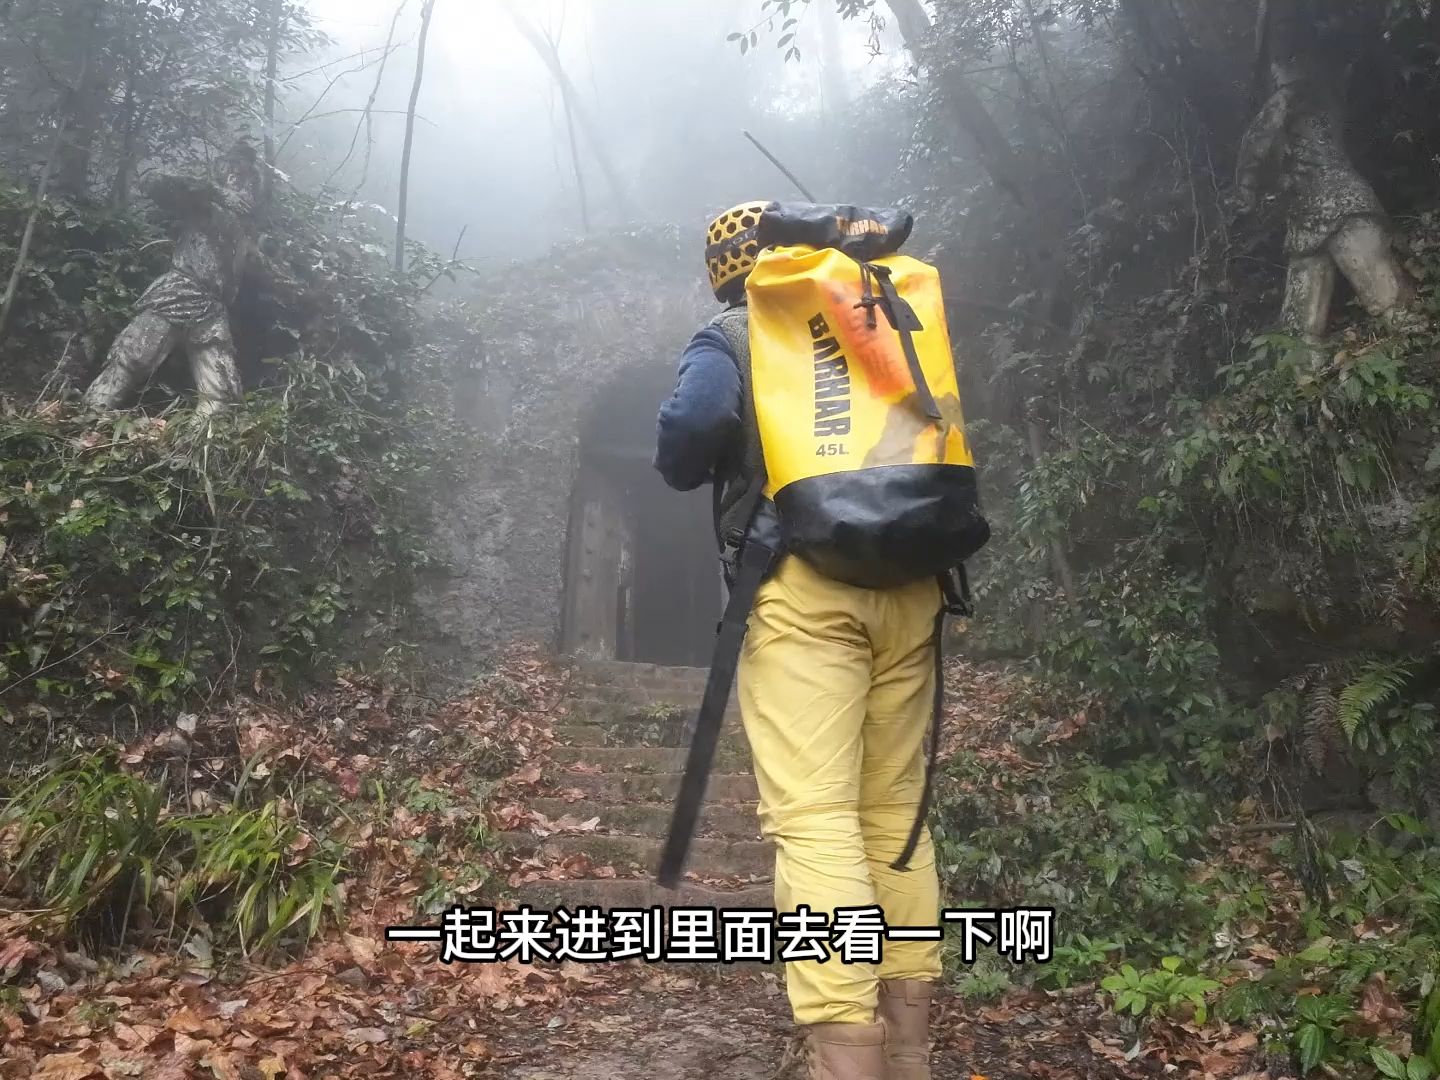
[1337,658,1416,740]
[1303,683,1340,772]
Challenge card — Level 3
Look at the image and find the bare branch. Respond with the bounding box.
[263,0,284,205]
[501,0,634,218]
[328,0,410,194]
[279,40,406,159]
[0,118,68,345]
[396,0,439,273]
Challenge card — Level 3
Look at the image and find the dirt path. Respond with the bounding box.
[480,660,1144,1080]
[484,968,1138,1080]
[0,655,1181,1079]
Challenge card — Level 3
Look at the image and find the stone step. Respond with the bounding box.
[564,697,739,724]
[550,744,751,773]
[555,771,760,805]
[568,678,713,706]
[572,661,711,688]
[500,831,773,879]
[566,685,710,710]
[553,722,684,749]
[512,878,773,912]
[567,685,710,703]
[528,798,761,841]
[551,722,749,752]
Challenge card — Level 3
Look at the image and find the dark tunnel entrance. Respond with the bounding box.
[559,365,720,667]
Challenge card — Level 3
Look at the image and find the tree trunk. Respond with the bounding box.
[395,0,438,273]
[881,0,931,48]
[817,0,850,115]
[262,0,283,207]
[1118,0,1239,134]
[1260,0,1313,66]
[539,16,591,232]
[882,0,1033,212]
[560,76,592,233]
[0,119,69,345]
[1026,416,1078,602]
[54,0,109,198]
[503,2,633,219]
[110,67,138,208]
[881,0,1078,318]
[1249,0,1273,110]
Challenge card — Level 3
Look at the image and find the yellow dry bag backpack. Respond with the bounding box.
[744,204,990,586]
[658,203,991,889]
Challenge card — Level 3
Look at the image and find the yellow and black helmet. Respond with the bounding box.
[705,201,771,304]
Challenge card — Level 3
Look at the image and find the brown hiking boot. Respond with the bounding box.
[803,1021,887,1080]
[878,979,934,1080]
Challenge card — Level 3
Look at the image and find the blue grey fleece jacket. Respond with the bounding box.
[653,319,743,492]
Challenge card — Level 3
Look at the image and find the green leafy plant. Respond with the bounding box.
[1100,957,1221,1024]
[1038,932,1123,989]
[403,780,454,814]
[1372,1046,1435,1080]
[1,753,344,953]
[950,956,1014,1002]
[1337,659,1417,741]
[1293,994,1352,1075]
[1419,986,1440,1067]
[171,801,343,953]
[1,754,177,937]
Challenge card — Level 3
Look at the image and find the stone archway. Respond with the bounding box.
[559,364,720,667]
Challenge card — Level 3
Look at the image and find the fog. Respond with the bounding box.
[285,0,909,264]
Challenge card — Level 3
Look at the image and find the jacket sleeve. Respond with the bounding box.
[653,326,742,492]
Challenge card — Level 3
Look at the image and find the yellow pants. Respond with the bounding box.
[737,555,943,1026]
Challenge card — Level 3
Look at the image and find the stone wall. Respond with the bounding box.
[419,227,713,684]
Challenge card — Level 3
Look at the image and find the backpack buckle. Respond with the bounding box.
[941,566,974,618]
[854,263,882,330]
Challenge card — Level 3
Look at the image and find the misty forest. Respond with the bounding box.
[5,0,1440,1077]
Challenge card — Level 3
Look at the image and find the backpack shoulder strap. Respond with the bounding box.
[706,306,768,551]
[709,306,750,361]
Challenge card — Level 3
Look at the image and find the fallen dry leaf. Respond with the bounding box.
[1358,971,1407,1032]
[345,932,381,968]
[0,936,37,973]
[201,1050,244,1080]
[34,1053,102,1080]
[165,1005,223,1039]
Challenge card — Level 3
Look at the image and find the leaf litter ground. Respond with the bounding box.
[1,647,1282,1078]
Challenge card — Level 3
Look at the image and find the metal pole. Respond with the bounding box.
[742,129,818,202]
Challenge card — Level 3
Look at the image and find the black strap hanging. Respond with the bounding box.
[656,539,777,888]
[891,567,973,871]
[711,480,726,555]
[856,261,942,422]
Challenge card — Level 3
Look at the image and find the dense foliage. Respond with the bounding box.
[0,175,469,741]
[0,0,316,202]
[5,0,1440,1074]
[722,2,1440,1075]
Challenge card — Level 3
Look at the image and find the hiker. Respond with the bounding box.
[1237,58,1414,339]
[83,140,261,415]
[654,201,988,1080]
